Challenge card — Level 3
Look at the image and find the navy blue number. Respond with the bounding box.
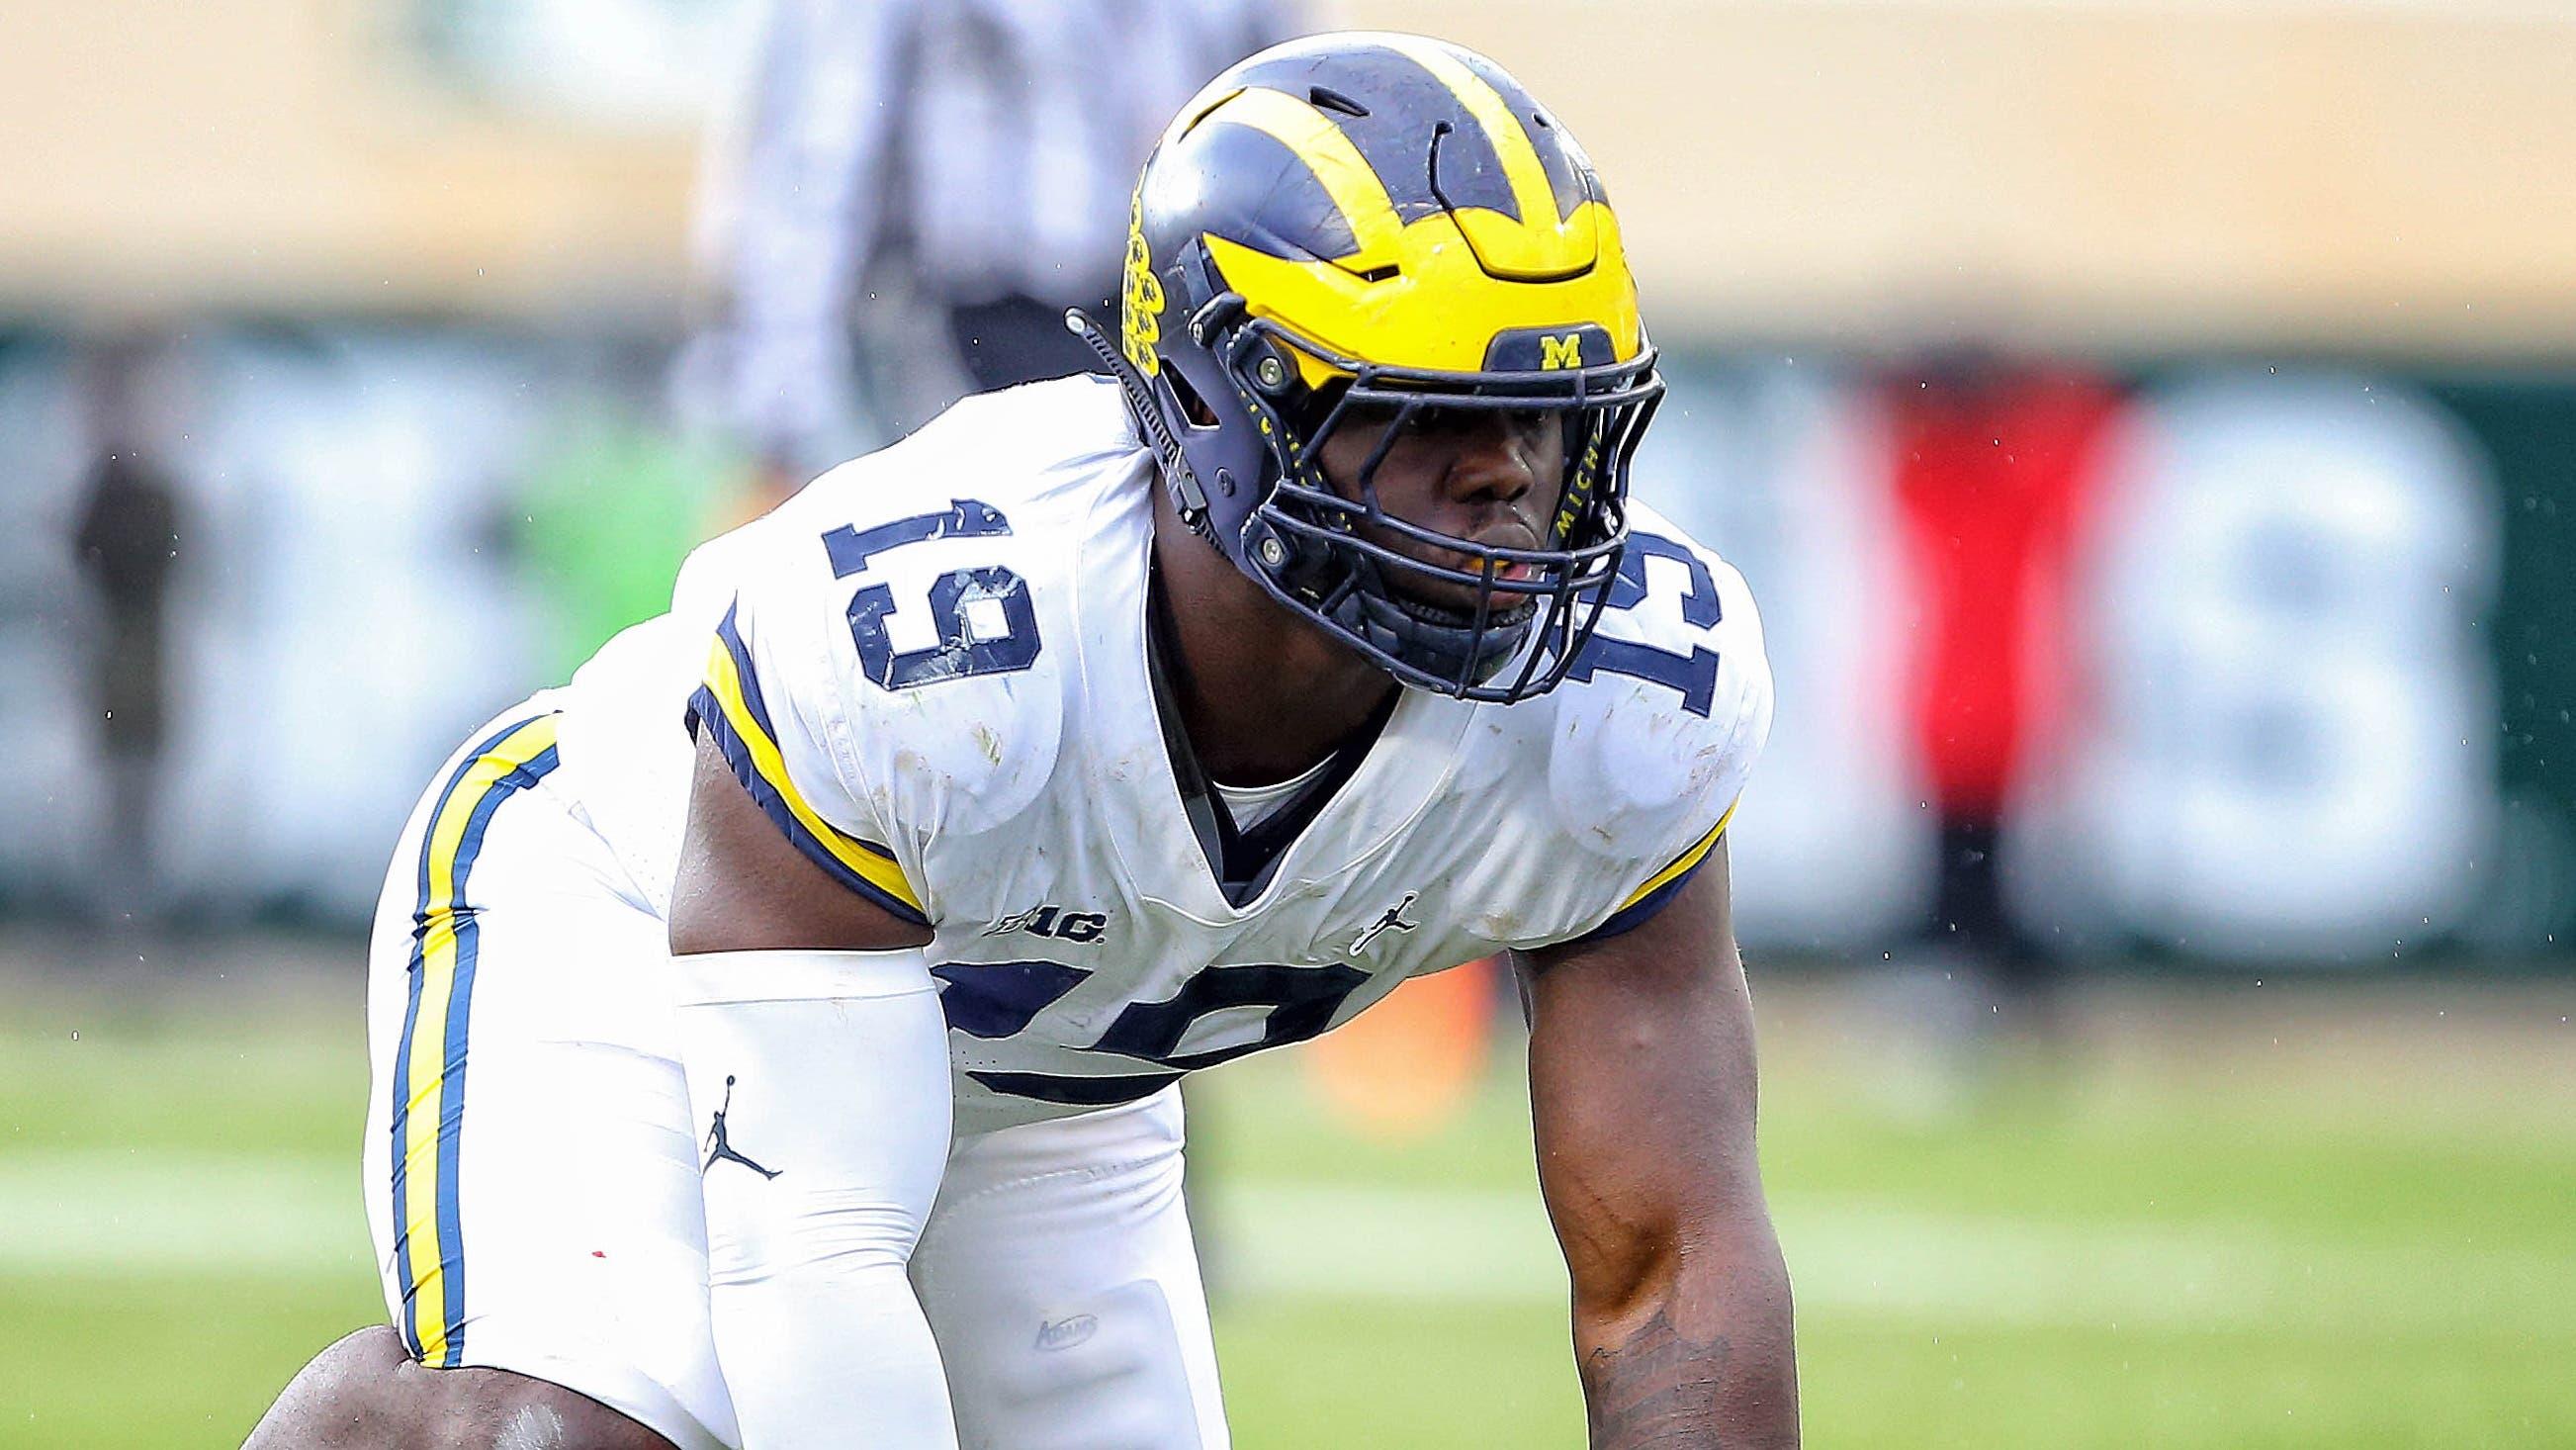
[1568,636,1721,716]
[823,499,1011,577]
[824,500,1041,691]
[1088,963,1370,1071]
[1604,532,1722,625]
[928,957,1368,1075]
[848,568,1040,689]
[933,959,1092,1040]
[1568,530,1722,716]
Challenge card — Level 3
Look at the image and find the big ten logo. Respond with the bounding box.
[983,904,1110,944]
[1120,189,1165,377]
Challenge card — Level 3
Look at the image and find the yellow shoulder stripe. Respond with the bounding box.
[700,631,924,916]
[1620,797,1738,913]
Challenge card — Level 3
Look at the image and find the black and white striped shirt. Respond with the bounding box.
[687,0,1294,468]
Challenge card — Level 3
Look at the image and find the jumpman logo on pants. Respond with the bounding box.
[703,1075,783,1180]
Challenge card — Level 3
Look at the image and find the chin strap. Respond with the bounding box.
[1065,309,1217,547]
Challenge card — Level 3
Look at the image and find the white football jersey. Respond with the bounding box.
[556,376,1772,1133]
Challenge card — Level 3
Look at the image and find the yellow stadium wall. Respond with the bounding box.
[6,0,2576,355]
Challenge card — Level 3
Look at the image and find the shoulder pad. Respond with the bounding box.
[1543,506,1773,861]
[827,503,1071,840]
[734,478,1078,841]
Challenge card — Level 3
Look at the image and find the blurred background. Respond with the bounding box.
[3,0,2572,1444]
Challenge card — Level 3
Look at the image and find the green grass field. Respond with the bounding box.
[4,941,2572,1447]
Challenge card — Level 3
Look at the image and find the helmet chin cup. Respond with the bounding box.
[1341,573,1537,690]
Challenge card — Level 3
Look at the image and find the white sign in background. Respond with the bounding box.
[0,340,2514,956]
[1635,360,2502,963]
[2037,373,2499,961]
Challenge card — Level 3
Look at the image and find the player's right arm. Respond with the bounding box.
[664,551,961,1446]
[668,727,931,956]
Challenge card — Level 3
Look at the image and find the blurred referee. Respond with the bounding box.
[679,0,1297,489]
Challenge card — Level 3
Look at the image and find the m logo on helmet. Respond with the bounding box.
[1120,189,1165,378]
[1483,324,1613,374]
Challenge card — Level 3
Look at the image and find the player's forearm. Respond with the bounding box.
[708,1269,953,1448]
[1570,1217,1799,1449]
[670,949,960,1444]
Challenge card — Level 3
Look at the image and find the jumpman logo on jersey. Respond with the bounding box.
[703,1075,783,1180]
[1350,892,1420,955]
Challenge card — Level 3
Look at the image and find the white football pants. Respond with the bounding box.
[359,705,1227,1449]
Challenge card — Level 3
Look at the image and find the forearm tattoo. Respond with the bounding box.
[1579,1306,1730,1447]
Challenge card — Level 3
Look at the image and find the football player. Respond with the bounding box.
[249,32,1793,1450]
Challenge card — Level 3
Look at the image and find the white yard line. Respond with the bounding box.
[1210,1183,2272,1326]
[0,1152,368,1276]
[1210,1183,2576,1335]
[4,1153,2567,1337]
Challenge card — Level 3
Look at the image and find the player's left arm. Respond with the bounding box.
[1515,840,1799,1448]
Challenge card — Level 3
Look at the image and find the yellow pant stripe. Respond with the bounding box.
[389,712,561,1367]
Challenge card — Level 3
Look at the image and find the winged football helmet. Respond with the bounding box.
[1074,32,1663,702]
